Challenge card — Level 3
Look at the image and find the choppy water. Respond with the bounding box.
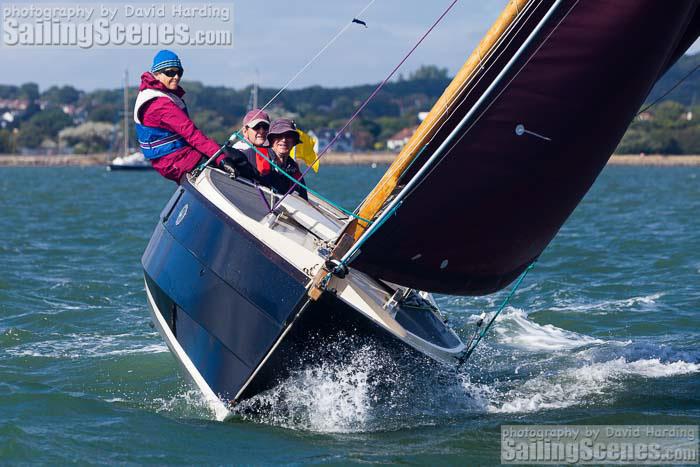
[0,166,698,464]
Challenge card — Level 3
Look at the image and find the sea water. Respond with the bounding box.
[0,166,698,463]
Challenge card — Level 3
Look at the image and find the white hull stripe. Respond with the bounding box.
[144,278,232,422]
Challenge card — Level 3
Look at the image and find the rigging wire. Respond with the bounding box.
[460,261,536,363]
[272,0,463,212]
[636,63,700,116]
[258,0,378,113]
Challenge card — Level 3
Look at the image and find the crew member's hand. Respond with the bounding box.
[219,158,238,178]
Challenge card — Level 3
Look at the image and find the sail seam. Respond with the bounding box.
[397,0,541,160]
[372,0,544,192]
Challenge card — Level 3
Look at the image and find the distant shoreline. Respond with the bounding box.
[1,153,699,167]
[606,155,700,166]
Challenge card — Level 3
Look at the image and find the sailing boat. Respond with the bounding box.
[108,71,151,171]
[142,0,699,420]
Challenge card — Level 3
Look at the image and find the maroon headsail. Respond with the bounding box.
[348,0,699,295]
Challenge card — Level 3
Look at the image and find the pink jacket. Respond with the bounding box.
[137,72,224,182]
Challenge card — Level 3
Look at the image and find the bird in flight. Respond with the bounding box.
[352,18,368,28]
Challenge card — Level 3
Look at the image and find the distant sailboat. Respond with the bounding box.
[108,151,151,170]
[108,70,151,171]
[142,0,699,420]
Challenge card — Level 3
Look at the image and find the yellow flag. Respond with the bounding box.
[291,128,319,173]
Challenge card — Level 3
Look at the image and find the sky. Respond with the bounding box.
[1,0,698,92]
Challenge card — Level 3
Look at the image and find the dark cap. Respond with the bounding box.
[267,119,301,146]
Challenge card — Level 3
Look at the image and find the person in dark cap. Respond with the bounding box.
[241,118,307,199]
[134,49,240,182]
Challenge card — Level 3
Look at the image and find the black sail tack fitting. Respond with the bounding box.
[325,259,348,279]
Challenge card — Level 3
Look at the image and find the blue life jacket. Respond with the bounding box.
[133,89,188,160]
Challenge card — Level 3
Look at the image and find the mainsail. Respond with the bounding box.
[341,0,699,295]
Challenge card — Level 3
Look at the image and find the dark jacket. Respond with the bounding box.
[264,150,308,200]
[233,146,308,200]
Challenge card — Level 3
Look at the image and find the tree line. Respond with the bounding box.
[0,56,698,155]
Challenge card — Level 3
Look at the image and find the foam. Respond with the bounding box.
[549,293,664,314]
[165,339,699,431]
[483,357,700,414]
[228,312,698,431]
[6,333,167,359]
[234,343,397,433]
[151,388,217,420]
[490,308,604,351]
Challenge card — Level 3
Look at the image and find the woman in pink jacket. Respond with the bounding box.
[134,50,238,183]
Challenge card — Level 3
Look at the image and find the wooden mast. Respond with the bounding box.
[343,0,530,242]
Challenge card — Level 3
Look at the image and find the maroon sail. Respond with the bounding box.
[350,0,699,295]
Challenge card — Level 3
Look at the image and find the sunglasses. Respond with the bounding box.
[272,132,298,141]
[161,68,183,78]
[249,123,269,131]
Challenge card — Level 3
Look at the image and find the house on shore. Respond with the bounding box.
[312,128,354,153]
[387,126,418,152]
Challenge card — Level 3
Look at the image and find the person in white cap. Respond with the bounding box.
[233,108,271,150]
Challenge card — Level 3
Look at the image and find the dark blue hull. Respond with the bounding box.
[142,181,443,405]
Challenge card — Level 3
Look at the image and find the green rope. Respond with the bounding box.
[461,261,536,362]
[231,131,373,224]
